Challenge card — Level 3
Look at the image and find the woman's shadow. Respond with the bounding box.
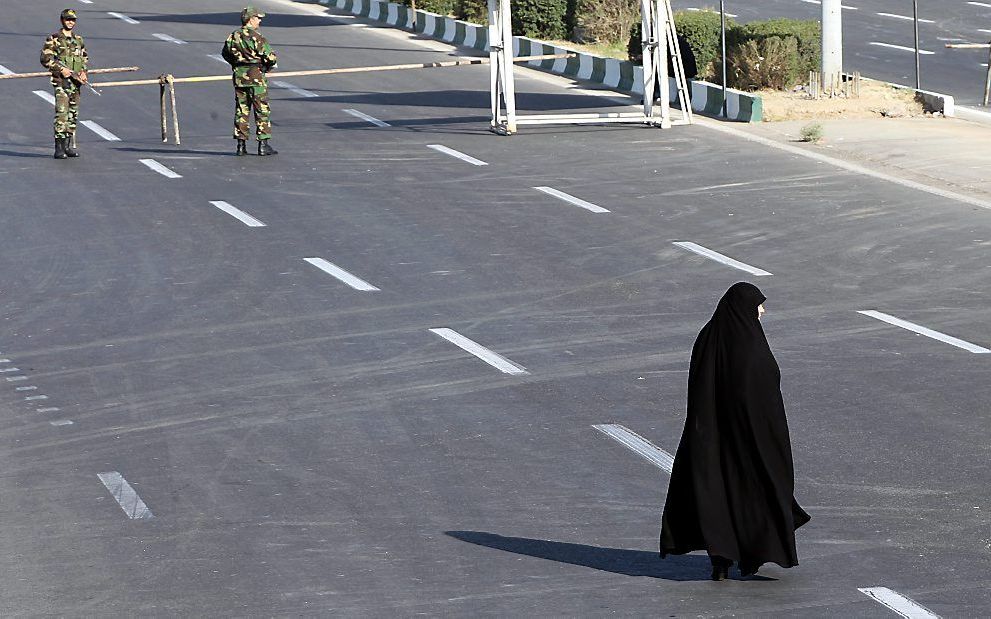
[446,531,752,582]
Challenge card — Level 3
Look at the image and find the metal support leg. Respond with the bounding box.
[488,0,516,134]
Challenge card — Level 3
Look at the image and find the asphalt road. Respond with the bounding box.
[0,0,989,615]
[673,0,991,105]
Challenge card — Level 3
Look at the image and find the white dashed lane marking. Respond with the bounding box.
[107,12,140,24]
[304,257,380,291]
[97,472,154,520]
[673,241,773,276]
[50,420,74,426]
[876,12,934,23]
[593,424,674,473]
[343,108,391,127]
[5,376,29,382]
[533,186,610,213]
[36,407,60,413]
[869,42,936,55]
[271,81,319,98]
[24,395,48,401]
[858,587,940,618]
[152,33,187,45]
[139,159,182,179]
[858,311,990,353]
[209,201,266,227]
[0,64,14,75]
[426,144,488,166]
[33,90,56,105]
[429,328,529,375]
[15,385,37,391]
[0,367,20,373]
[81,120,121,141]
[207,54,227,63]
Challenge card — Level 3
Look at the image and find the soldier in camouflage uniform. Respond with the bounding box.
[40,9,88,159]
[223,7,279,156]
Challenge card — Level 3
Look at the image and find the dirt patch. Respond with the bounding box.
[759,81,926,122]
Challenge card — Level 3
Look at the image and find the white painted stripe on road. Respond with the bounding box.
[533,186,610,213]
[870,42,936,55]
[980,29,991,35]
[139,159,182,178]
[429,328,529,375]
[859,311,990,353]
[968,1,991,8]
[33,90,56,106]
[25,395,49,401]
[877,13,934,23]
[209,201,266,227]
[673,241,772,276]
[50,419,74,426]
[0,358,10,362]
[858,587,940,618]
[304,257,380,291]
[593,424,674,473]
[81,120,121,141]
[97,472,154,519]
[78,0,94,3]
[271,80,319,98]
[36,407,60,413]
[207,54,227,63]
[15,386,37,391]
[343,108,392,127]
[0,367,20,372]
[153,33,188,45]
[426,144,488,166]
[0,64,15,75]
[799,0,858,8]
[107,12,140,24]
[5,376,28,382]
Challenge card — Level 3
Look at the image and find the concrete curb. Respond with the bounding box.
[308,0,763,122]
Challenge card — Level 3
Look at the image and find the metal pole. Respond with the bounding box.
[913,0,921,89]
[985,44,991,106]
[720,0,727,117]
[821,0,842,90]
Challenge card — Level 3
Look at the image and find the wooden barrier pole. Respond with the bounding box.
[168,77,180,146]
[160,82,167,142]
[0,66,140,81]
[90,54,576,88]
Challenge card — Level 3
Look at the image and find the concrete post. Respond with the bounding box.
[821,0,842,90]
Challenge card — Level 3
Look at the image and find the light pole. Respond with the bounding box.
[720,0,727,117]
[913,0,921,89]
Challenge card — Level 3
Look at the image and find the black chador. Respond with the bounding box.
[659,283,810,578]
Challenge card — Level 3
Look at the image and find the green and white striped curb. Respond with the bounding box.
[309,0,762,121]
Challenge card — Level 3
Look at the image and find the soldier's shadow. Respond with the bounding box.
[113,146,233,156]
[0,149,52,158]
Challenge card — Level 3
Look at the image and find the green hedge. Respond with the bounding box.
[512,0,569,39]
[728,18,820,88]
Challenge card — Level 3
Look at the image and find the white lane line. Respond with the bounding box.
[36,407,60,413]
[593,424,674,473]
[153,33,188,45]
[858,587,940,618]
[870,42,936,55]
[980,29,991,35]
[50,420,74,426]
[139,159,182,179]
[209,201,266,227]
[858,311,990,353]
[24,395,49,401]
[426,144,488,166]
[271,80,319,98]
[673,241,773,276]
[5,376,29,382]
[968,1,991,7]
[304,257,380,291]
[429,328,529,375]
[0,367,20,373]
[343,108,392,127]
[107,12,140,24]
[81,120,121,141]
[78,0,94,3]
[877,12,934,23]
[533,186,610,213]
[15,386,37,391]
[33,90,56,106]
[97,472,154,519]
[207,54,227,63]
[0,358,11,362]
[0,64,15,75]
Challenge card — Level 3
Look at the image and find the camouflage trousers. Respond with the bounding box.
[54,82,81,139]
[233,85,271,140]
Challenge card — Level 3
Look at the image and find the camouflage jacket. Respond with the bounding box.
[40,31,88,86]
[222,26,277,88]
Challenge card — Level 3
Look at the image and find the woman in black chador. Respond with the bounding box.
[659,283,810,580]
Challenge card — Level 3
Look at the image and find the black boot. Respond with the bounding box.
[54,137,67,159]
[709,555,731,581]
[65,136,79,158]
[257,139,277,156]
[236,139,247,156]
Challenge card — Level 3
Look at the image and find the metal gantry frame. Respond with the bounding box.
[488,0,693,134]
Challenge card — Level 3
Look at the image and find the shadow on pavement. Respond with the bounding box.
[445,531,715,581]
[0,150,52,158]
[131,13,344,29]
[113,146,232,156]
[279,89,624,113]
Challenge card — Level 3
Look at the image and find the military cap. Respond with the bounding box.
[241,6,266,23]
[60,9,78,20]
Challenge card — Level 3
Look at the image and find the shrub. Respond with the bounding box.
[737,18,820,77]
[629,10,734,79]
[800,122,823,143]
[727,36,800,90]
[456,0,488,22]
[513,0,569,39]
[575,0,639,44]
